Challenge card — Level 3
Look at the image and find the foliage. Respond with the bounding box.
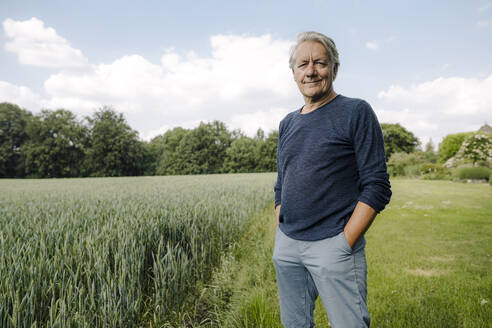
[453,132,492,167]
[438,132,473,164]
[257,130,278,172]
[419,163,450,180]
[222,129,278,173]
[150,125,278,176]
[403,164,423,177]
[151,127,190,175]
[173,121,232,175]
[2,101,282,178]
[456,166,491,181]
[421,139,438,163]
[23,109,88,178]
[223,137,259,173]
[388,147,451,180]
[85,106,146,177]
[387,151,424,176]
[0,102,32,177]
[381,123,420,160]
[0,173,275,327]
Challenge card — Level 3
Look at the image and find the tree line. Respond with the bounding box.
[0,102,278,178]
[0,102,419,178]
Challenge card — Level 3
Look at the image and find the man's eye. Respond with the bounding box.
[297,63,307,68]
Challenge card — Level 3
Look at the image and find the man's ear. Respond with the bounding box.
[332,64,339,81]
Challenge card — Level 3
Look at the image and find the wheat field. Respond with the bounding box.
[0,173,276,327]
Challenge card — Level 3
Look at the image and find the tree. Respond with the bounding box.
[23,109,88,178]
[0,103,32,177]
[257,130,278,172]
[421,138,437,163]
[438,132,473,164]
[85,106,146,177]
[150,127,190,175]
[223,137,259,173]
[174,121,232,175]
[381,123,420,160]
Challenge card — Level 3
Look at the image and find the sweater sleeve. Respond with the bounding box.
[274,120,283,207]
[274,174,282,207]
[351,101,392,212]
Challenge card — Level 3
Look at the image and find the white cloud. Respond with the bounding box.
[0,81,46,110]
[0,19,307,139]
[365,36,396,51]
[476,20,490,28]
[42,33,300,137]
[141,119,203,141]
[365,41,379,50]
[228,107,291,137]
[141,107,290,141]
[375,75,492,145]
[3,17,88,68]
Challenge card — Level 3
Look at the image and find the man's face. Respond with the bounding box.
[292,41,334,101]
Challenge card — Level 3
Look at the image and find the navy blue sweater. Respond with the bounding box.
[274,95,391,241]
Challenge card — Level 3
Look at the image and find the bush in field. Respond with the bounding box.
[438,132,472,164]
[387,152,424,176]
[454,133,492,167]
[456,166,491,181]
[419,163,451,180]
[403,164,422,177]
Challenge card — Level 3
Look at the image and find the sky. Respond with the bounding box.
[1,0,491,146]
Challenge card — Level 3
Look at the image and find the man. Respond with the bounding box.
[273,31,392,328]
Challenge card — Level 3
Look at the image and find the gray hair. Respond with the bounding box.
[289,31,340,79]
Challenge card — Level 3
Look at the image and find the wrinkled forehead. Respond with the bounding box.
[294,41,329,62]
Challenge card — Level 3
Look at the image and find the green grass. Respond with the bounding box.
[195,179,492,328]
[367,179,492,327]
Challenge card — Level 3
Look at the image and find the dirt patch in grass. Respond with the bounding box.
[406,268,448,277]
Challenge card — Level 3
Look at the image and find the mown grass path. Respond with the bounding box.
[210,179,492,328]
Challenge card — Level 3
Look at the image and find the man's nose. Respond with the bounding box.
[306,62,316,76]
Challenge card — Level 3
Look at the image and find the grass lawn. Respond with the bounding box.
[366,179,492,327]
[199,179,492,328]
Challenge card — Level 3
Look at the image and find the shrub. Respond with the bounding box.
[403,164,422,177]
[420,163,450,180]
[453,133,492,167]
[438,132,473,164]
[387,152,424,177]
[456,166,491,181]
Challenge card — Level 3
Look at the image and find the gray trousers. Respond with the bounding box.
[272,228,370,328]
